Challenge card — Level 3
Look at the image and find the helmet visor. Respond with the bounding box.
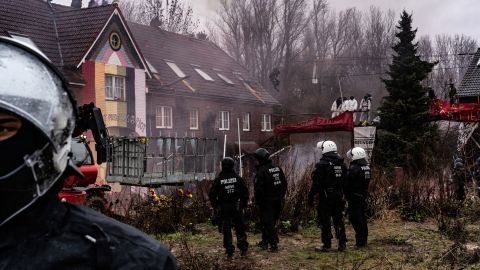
[0,42,74,149]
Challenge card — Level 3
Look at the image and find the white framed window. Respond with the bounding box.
[105,75,126,101]
[194,68,214,81]
[165,61,186,78]
[219,111,230,131]
[261,114,272,132]
[243,112,250,131]
[189,108,199,130]
[156,106,173,128]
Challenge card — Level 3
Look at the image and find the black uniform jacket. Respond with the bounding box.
[0,195,178,270]
[344,158,371,202]
[308,152,347,203]
[254,160,287,204]
[209,169,249,208]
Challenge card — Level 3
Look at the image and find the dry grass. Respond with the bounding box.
[161,210,480,270]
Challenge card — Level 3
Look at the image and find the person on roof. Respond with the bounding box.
[331,97,343,118]
[0,37,177,269]
[344,147,371,247]
[359,94,372,124]
[209,157,249,258]
[346,96,358,123]
[253,148,287,252]
[308,141,347,252]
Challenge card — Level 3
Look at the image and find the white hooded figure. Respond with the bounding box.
[359,94,372,123]
[340,97,348,113]
[331,97,342,118]
[347,96,358,122]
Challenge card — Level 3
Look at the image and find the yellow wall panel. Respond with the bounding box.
[117,66,127,77]
[105,100,127,127]
[104,64,117,75]
[94,63,106,114]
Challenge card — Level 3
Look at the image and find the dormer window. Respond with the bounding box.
[194,68,214,81]
[233,72,245,81]
[165,60,186,78]
[213,69,235,85]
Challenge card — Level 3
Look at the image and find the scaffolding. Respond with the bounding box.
[106,137,218,186]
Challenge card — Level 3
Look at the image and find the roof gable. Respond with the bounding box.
[55,4,117,67]
[128,22,279,105]
[458,48,480,97]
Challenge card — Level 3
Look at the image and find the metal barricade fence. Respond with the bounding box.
[106,137,218,186]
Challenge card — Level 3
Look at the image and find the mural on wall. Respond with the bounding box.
[88,33,147,137]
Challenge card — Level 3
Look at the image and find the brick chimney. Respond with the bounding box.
[71,0,82,8]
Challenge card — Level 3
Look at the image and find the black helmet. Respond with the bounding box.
[254,148,270,161]
[221,157,235,169]
[454,161,464,169]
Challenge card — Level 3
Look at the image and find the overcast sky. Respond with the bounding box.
[53,0,480,41]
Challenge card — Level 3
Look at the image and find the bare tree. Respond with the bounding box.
[212,1,477,115]
[118,0,198,34]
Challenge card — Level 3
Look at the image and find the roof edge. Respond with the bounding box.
[75,7,152,78]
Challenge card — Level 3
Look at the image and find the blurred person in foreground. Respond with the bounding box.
[0,37,177,269]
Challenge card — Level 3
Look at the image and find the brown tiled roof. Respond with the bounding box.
[0,0,115,82]
[56,4,116,66]
[0,0,62,65]
[128,22,279,105]
[458,48,480,97]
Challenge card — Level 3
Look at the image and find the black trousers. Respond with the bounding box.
[259,199,282,246]
[347,198,368,245]
[317,199,346,247]
[219,203,248,253]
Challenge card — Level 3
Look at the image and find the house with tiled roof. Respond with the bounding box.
[0,0,280,154]
[0,0,151,138]
[458,49,480,103]
[128,22,280,151]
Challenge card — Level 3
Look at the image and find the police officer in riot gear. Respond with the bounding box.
[0,37,177,269]
[308,140,347,252]
[254,148,287,251]
[452,158,467,201]
[209,157,249,258]
[345,147,371,247]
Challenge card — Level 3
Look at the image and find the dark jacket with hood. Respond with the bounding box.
[344,158,371,202]
[0,189,178,270]
[254,159,287,204]
[308,152,347,203]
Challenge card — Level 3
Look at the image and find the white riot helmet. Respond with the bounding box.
[318,140,337,154]
[350,147,367,161]
[0,37,76,226]
[316,141,324,150]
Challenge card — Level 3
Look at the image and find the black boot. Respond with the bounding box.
[257,241,268,250]
[240,249,248,256]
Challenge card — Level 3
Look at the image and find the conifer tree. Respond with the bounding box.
[375,11,437,172]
